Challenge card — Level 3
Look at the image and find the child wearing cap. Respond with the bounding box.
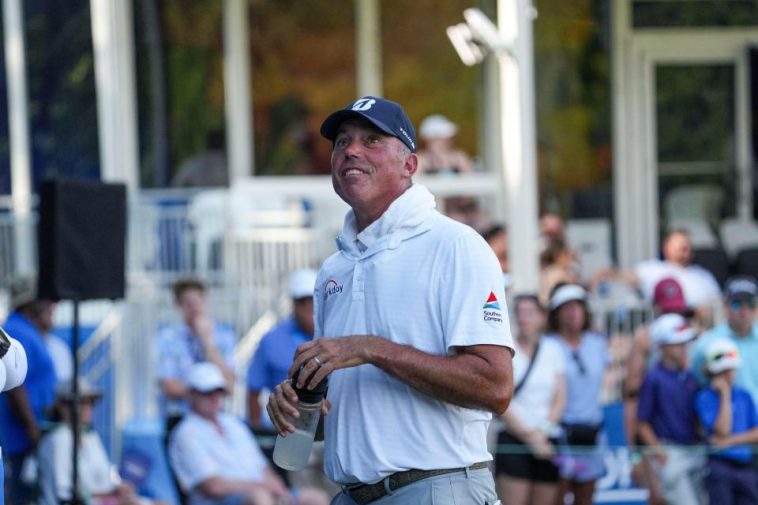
[636,313,704,504]
[694,339,758,504]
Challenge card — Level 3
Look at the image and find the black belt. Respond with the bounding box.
[344,461,489,504]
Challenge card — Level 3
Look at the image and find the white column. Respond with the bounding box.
[224,0,254,181]
[481,56,501,175]
[355,0,382,97]
[89,0,140,191]
[497,0,540,293]
[3,0,34,274]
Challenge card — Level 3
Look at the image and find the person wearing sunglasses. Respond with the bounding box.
[544,284,610,505]
[690,276,758,406]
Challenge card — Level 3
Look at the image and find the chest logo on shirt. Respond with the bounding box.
[324,279,344,299]
[483,292,503,323]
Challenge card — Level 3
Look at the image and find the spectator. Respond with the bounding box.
[0,276,59,505]
[545,284,609,505]
[416,114,473,175]
[635,229,720,322]
[594,229,721,325]
[481,224,511,292]
[539,213,566,244]
[157,278,236,434]
[246,269,338,496]
[538,239,579,307]
[416,114,490,230]
[623,277,695,502]
[625,277,694,438]
[169,363,329,505]
[247,269,318,431]
[695,339,758,504]
[495,295,565,505]
[690,276,758,406]
[636,314,703,505]
[38,379,163,505]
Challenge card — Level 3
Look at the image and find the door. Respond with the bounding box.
[614,17,756,266]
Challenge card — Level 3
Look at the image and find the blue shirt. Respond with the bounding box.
[695,385,758,463]
[156,321,236,418]
[548,331,609,425]
[690,322,758,406]
[246,316,312,392]
[0,311,58,455]
[637,364,699,444]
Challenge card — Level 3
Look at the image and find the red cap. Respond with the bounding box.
[653,277,688,314]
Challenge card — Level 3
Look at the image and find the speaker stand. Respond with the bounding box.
[61,299,85,505]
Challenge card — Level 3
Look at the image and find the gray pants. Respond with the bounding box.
[331,467,499,505]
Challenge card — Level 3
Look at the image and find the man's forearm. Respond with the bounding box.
[368,340,513,414]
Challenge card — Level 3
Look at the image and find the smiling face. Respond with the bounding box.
[331,119,418,230]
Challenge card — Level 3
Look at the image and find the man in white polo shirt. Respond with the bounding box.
[267,96,514,504]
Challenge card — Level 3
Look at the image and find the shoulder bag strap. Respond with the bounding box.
[513,341,540,397]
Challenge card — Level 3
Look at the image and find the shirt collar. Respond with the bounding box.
[337,183,436,255]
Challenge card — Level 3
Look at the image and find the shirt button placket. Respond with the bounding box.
[353,261,365,301]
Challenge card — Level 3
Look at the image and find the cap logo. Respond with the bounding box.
[398,127,415,150]
[351,98,376,111]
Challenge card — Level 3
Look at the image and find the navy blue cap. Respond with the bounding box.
[320,96,417,152]
[724,275,758,299]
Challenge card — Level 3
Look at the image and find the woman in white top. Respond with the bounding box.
[495,294,567,505]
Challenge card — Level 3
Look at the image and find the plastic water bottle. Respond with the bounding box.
[273,368,327,470]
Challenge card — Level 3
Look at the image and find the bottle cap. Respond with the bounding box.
[292,366,328,403]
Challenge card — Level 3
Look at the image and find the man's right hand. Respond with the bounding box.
[266,380,331,437]
[266,379,300,436]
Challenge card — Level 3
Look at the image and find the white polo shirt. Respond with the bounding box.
[315,184,514,485]
[169,412,268,505]
[635,259,720,308]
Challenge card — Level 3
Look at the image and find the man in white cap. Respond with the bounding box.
[247,269,318,431]
[267,96,513,504]
[416,114,473,175]
[170,362,328,505]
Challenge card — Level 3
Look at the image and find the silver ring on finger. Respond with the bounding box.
[313,356,323,367]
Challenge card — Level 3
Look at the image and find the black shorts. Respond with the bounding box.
[494,431,560,483]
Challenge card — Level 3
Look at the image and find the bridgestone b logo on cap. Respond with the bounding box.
[352,98,376,111]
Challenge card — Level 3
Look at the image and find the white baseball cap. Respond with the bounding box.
[650,313,696,346]
[548,284,587,311]
[289,269,318,300]
[705,339,741,374]
[186,362,226,393]
[419,115,458,140]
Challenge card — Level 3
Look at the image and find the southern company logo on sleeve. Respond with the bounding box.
[483,292,503,323]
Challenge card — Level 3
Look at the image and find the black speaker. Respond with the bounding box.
[37,178,127,301]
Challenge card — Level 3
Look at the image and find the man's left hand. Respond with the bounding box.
[289,336,380,389]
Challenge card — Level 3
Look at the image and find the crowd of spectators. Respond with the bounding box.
[2,120,757,504]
